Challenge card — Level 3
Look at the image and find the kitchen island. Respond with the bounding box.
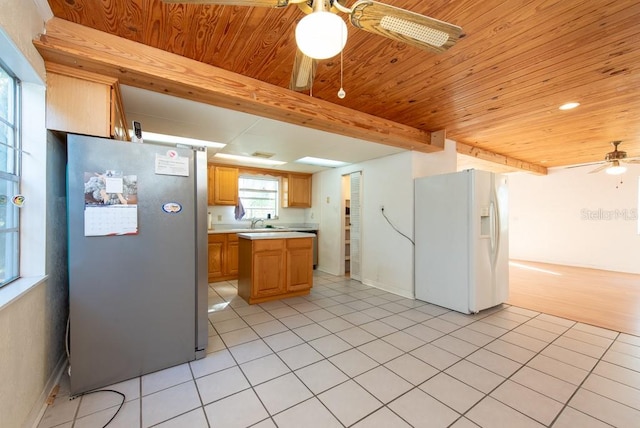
[237,232,315,304]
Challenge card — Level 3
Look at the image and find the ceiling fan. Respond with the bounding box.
[588,141,640,175]
[162,0,463,92]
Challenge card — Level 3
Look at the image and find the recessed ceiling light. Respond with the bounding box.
[295,156,349,168]
[214,153,286,166]
[559,102,580,110]
[131,130,226,149]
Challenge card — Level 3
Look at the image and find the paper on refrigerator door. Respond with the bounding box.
[155,152,189,176]
[83,171,138,236]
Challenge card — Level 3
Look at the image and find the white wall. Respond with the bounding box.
[314,141,457,298]
[207,204,308,227]
[0,0,48,83]
[0,2,69,427]
[509,164,640,274]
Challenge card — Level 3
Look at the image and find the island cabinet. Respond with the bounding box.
[208,233,238,282]
[208,165,238,206]
[237,233,314,304]
[45,63,129,141]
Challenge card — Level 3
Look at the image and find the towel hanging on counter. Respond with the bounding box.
[234,198,246,220]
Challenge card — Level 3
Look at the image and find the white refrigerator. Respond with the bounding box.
[414,169,509,314]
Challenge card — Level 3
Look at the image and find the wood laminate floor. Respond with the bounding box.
[508,260,640,337]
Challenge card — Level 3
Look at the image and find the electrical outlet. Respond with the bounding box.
[217,215,222,221]
[380,205,384,211]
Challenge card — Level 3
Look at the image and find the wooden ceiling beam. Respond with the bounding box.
[33,18,546,174]
[456,142,547,175]
[34,18,437,152]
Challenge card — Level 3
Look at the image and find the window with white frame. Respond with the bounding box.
[0,62,20,287]
[238,175,279,220]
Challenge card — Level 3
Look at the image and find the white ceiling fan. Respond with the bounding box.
[162,0,464,91]
[588,141,640,175]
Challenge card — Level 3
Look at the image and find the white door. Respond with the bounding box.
[350,171,362,281]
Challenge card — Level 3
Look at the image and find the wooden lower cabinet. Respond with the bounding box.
[208,233,239,282]
[208,234,224,281]
[227,236,239,277]
[286,238,313,292]
[252,240,286,299]
[238,237,313,304]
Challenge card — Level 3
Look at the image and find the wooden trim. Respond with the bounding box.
[456,142,548,175]
[44,62,118,86]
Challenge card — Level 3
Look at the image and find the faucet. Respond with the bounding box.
[250,218,264,229]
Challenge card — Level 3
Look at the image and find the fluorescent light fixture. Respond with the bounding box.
[559,102,580,110]
[214,153,286,166]
[130,130,226,149]
[295,156,349,168]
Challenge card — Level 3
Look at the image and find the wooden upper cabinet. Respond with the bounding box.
[282,173,312,208]
[45,63,129,141]
[207,164,216,205]
[211,166,239,206]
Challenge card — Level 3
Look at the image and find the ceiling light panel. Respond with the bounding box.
[295,156,349,168]
[133,130,226,149]
[214,153,286,166]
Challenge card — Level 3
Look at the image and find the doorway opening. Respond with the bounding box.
[342,171,362,280]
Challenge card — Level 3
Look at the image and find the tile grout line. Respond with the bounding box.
[44,273,637,428]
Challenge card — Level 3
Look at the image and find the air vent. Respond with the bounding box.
[252,151,275,159]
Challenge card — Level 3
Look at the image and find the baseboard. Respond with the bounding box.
[26,354,68,428]
[362,278,414,299]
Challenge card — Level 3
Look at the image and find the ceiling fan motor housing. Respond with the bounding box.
[605,141,626,161]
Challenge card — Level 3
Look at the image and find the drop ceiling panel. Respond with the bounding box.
[121,84,406,172]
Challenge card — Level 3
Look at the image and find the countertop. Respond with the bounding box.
[237,231,316,240]
[208,225,318,234]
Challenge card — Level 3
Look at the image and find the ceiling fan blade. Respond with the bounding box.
[162,0,291,7]
[625,159,640,164]
[564,161,602,169]
[289,49,317,91]
[349,0,463,54]
[588,163,611,174]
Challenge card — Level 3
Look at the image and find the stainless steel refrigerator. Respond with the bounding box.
[414,169,509,314]
[67,134,208,395]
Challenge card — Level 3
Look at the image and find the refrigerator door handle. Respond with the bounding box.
[489,199,500,269]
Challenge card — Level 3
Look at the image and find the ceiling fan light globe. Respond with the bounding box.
[295,12,347,60]
[606,164,626,175]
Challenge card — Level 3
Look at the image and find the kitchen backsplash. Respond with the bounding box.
[207,205,313,228]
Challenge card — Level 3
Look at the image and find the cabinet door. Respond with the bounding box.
[208,235,225,281]
[226,235,239,276]
[207,164,216,206]
[283,174,311,208]
[46,72,111,137]
[286,238,313,292]
[214,166,239,205]
[253,240,286,298]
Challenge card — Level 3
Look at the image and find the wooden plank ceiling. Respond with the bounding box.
[43,0,640,171]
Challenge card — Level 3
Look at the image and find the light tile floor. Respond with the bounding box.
[39,272,640,427]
